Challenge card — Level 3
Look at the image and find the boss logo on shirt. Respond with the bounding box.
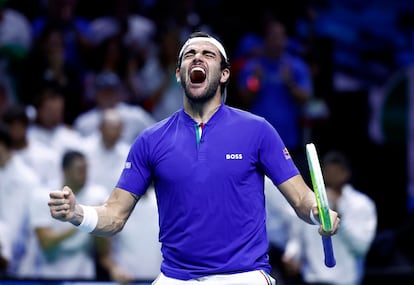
[226,153,243,160]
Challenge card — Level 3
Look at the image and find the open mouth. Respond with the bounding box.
[190,67,206,83]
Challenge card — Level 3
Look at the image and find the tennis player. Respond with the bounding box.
[48,31,340,285]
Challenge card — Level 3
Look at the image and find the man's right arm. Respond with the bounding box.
[93,188,140,237]
[48,187,140,237]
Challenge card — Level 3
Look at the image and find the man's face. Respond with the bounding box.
[177,41,229,104]
[96,88,119,109]
[101,120,122,148]
[323,163,350,190]
[37,95,64,129]
[265,22,287,56]
[8,121,26,146]
[65,157,87,189]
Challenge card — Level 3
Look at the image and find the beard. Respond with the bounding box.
[181,71,221,105]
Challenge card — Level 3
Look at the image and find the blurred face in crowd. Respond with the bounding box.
[44,29,65,68]
[64,155,87,191]
[8,120,27,149]
[36,92,65,129]
[96,88,120,110]
[100,109,123,148]
[264,21,287,58]
[49,0,78,23]
[323,162,350,191]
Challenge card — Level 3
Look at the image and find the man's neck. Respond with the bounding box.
[184,98,222,124]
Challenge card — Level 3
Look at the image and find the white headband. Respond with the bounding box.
[178,36,228,61]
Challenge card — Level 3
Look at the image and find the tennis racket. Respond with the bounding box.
[306,143,336,268]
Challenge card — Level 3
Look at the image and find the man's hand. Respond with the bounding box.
[48,186,79,224]
[317,208,340,237]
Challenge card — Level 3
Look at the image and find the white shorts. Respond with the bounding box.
[152,270,276,285]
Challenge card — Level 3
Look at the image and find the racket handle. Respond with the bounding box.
[322,236,336,268]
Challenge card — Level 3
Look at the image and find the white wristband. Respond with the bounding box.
[77,205,98,233]
[310,208,321,225]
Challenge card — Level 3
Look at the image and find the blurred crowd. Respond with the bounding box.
[1,0,414,283]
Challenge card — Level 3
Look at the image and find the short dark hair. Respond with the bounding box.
[322,150,351,170]
[61,150,85,170]
[33,86,64,110]
[2,105,30,127]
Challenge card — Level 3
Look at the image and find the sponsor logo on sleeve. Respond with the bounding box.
[283,148,291,160]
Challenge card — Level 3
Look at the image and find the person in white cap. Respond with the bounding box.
[73,71,157,145]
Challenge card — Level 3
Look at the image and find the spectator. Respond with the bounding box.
[227,32,263,109]
[237,18,313,182]
[24,150,114,280]
[141,26,184,121]
[2,104,60,186]
[83,17,129,107]
[27,85,84,161]
[265,176,303,285]
[31,0,93,72]
[0,123,41,278]
[0,0,32,105]
[73,71,156,145]
[86,2,158,107]
[282,150,377,285]
[82,108,130,195]
[20,23,85,125]
[81,108,162,282]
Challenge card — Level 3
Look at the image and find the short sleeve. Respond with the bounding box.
[116,133,153,196]
[258,119,300,185]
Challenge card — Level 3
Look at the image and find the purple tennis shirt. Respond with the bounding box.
[116,104,299,280]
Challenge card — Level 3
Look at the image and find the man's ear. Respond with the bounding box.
[176,68,181,83]
[220,68,230,84]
